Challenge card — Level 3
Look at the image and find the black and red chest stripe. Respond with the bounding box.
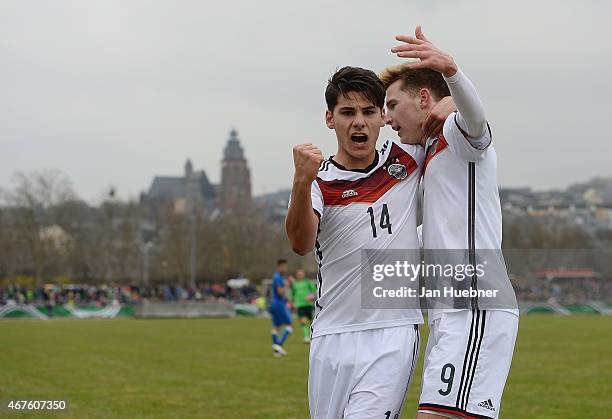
[316,143,418,206]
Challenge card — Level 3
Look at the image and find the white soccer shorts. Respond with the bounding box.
[309,325,420,419]
[418,309,518,419]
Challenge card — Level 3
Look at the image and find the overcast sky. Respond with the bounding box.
[1,0,610,203]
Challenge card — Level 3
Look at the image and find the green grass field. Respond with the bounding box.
[1,316,610,418]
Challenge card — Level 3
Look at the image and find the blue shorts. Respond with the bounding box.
[269,301,292,327]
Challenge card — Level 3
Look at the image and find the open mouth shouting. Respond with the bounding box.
[351,133,369,143]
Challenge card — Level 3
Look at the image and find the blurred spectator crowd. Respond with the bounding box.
[2,278,610,308]
[0,282,260,307]
[513,278,612,305]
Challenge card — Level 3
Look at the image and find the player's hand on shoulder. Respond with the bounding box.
[391,25,458,78]
[423,96,456,138]
[292,143,324,184]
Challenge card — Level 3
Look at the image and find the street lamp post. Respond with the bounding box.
[190,208,196,289]
[142,241,153,287]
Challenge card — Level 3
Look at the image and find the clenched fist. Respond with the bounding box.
[292,143,324,184]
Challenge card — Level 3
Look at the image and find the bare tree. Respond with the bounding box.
[157,212,191,283]
[1,170,76,285]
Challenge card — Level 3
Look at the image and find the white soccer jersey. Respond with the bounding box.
[422,113,498,249]
[421,113,518,319]
[309,139,425,338]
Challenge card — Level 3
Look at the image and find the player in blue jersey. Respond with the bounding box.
[269,259,293,356]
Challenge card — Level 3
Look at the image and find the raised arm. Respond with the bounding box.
[444,70,487,138]
[285,143,324,256]
[392,26,488,139]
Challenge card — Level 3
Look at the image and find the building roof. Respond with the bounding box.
[148,177,185,200]
[224,129,245,161]
[147,171,216,201]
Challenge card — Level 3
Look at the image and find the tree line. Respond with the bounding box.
[0,170,311,287]
[2,170,610,287]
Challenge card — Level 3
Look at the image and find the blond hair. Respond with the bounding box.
[379,64,450,100]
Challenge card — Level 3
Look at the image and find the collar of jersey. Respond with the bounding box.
[328,152,379,173]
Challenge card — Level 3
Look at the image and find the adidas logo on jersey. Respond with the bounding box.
[387,163,408,180]
[341,189,358,198]
[478,399,496,412]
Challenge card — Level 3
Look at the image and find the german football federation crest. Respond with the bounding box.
[387,163,407,180]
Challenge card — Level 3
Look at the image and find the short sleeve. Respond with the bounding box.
[273,274,283,290]
[310,280,317,293]
[443,112,492,162]
[287,180,323,218]
[311,180,324,217]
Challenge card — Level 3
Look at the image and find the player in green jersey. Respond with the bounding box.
[290,269,317,343]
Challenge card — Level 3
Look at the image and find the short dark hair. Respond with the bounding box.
[379,64,450,101]
[276,259,287,267]
[325,66,386,111]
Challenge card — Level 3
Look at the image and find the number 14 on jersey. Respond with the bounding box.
[367,204,392,238]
